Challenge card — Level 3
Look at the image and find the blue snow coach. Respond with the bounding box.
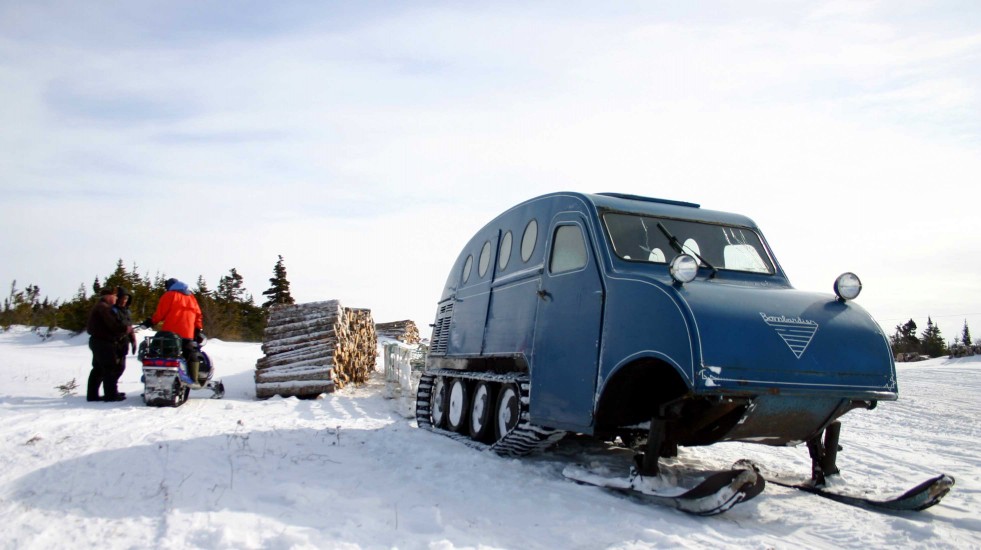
[416,191,898,486]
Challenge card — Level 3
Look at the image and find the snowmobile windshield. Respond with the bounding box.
[602,212,775,275]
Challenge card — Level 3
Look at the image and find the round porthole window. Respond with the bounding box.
[462,255,473,284]
[478,241,491,278]
[499,231,513,271]
[521,219,538,262]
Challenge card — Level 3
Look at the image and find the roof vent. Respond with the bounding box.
[597,193,700,209]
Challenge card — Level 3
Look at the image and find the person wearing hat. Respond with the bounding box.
[86,287,129,401]
[146,278,205,385]
[110,287,138,393]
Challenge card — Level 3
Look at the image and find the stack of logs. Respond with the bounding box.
[374,320,421,345]
[255,301,377,399]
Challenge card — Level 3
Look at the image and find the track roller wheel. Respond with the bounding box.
[469,381,495,442]
[429,376,447,428]
[494,383,521,442]
[446,378,469,433]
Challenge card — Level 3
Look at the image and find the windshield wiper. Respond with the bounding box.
[656,222,718,278]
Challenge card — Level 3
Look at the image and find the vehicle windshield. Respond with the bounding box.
[602,212,775,274]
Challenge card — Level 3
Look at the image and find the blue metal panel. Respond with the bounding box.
[447,233,499,355]
[682,283,897,397]
[482,202,548,356]
[482,267,542,356]
[598,276,697,389]
[530,213,604,430]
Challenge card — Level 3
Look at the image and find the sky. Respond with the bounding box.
[1,1,979,342]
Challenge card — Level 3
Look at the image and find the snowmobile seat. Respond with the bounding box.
[148,331,184,359]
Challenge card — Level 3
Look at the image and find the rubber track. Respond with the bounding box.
[416,369,566,457]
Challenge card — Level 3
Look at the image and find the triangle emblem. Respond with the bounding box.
[760,313,819,359]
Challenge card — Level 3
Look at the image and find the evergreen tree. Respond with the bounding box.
[194,276,219,337]
[261,255,295,308]
[962,321,973,348]
[195,276,210,296]
[920,317,947,358]
[6,260,269,342]
[0,281,47,327]
[104,259,129,292]
[216,268,246,304]
[209,268,266,341]
[128,271,158,322]
[57,284,92,333]
[890,319,920,356]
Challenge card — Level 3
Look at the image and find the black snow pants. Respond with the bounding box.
[88,337,117,401]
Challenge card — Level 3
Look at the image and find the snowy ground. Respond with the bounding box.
[0,326,978,549]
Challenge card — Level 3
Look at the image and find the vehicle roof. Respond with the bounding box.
[509,192,761,229]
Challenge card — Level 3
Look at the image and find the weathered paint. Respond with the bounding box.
[427,191,897,445]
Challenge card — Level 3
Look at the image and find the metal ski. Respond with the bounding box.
[563,465,765,516]
[765,473,955,512]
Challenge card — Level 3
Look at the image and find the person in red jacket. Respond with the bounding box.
[147,278,205,385]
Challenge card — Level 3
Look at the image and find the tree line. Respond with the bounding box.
[890,317,978,361]
[0,256,295,342]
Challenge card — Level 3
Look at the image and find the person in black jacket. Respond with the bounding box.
[109,287,138,397]
[86,287,129,402]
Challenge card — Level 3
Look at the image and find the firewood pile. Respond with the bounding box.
[374,320,421,344]
[255,301,377,399]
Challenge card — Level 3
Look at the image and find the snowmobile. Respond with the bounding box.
[138,331,224,407]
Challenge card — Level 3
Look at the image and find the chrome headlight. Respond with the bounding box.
[669,254,699,284]
[834,272,862,301]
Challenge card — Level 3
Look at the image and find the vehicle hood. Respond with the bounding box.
[679,281,897,396]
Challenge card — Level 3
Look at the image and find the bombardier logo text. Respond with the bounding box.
[760,313,819,359]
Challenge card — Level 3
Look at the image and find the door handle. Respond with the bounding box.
[537,289,550,300]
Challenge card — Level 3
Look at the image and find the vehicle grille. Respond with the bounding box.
[429,302,454,356]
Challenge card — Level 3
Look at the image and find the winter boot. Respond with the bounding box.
[87,369,103,402]
[189,361,200,387]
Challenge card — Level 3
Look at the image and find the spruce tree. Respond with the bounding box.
[920,317,947,358]
[211,268,265,341]
[104,259,129,291]
[890,319,920,356]
[261,255,295,309]
[57,284,92,333]
[962,321,973,348]
[216,268,246,304]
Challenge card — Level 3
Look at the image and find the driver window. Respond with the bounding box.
[724,244,768,273]
[550,225,588,274]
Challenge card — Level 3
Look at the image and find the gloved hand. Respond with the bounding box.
[140,318,153,329]
[194,328,204,344]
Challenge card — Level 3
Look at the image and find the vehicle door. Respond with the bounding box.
[530,214,604,430]
[452,234,499,355]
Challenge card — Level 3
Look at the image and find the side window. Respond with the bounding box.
[499,231,513,271]
[478,241,492,278]
[549,225,588,274]
[462,255,473,284]
[683,238,701,261]
[521,219,538,262]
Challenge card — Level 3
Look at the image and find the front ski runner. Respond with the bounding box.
[563,463,764,516]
